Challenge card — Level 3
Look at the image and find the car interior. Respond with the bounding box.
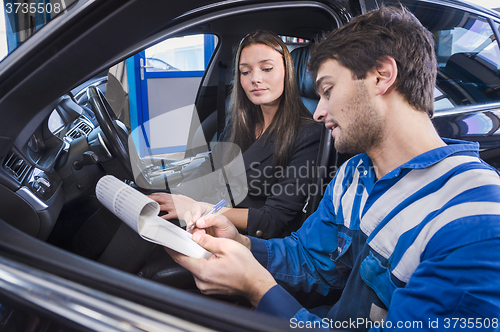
[5,5,344,243]
[0,1,359,329]
[0,0,499,329]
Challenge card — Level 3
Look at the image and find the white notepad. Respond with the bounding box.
[96,175,212,259]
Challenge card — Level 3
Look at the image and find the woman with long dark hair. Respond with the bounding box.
[151,30,321,239]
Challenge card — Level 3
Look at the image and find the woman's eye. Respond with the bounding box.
[241,71,250,76]
[262,67,273,72]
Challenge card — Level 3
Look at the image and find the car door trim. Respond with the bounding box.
[0,255,217,332]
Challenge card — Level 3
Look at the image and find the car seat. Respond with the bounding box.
[290,45,336,218]
[290,45,319,114]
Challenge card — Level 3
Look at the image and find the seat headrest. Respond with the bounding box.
[291,46,318,100]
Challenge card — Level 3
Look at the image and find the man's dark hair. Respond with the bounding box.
[309,5,437,117]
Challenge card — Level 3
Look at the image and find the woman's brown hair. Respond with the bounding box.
[227,30,313,167]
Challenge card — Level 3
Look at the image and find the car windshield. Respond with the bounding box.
[0,0,78,63]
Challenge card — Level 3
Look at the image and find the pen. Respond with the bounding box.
[186,199,226,232]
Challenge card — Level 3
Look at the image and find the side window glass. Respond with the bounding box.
[280,35,310,45]
[381,0,500,111]
[126,34,217,161]
[144,34,212,73]
[434,15,499,110]
[123,34,219,189]
[70,34,218,189]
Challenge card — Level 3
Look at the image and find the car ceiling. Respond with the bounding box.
[205,5,339,39]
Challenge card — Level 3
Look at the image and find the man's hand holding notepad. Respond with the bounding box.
[96,175,212,259]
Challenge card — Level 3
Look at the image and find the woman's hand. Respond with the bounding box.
[148,193,200,220]
[166,232,276,307]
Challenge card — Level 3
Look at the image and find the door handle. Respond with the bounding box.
[140,58,145,80]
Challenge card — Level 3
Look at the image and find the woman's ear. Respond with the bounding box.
[373,56,398,96]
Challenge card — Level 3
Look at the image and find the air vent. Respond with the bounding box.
[3,152,32,182]
[66,118,94,141]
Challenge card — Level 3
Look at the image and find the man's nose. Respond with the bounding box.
[313,99,327,122]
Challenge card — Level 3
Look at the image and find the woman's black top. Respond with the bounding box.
[176,120,322,239]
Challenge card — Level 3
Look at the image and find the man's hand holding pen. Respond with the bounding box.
[184,202,248,247]
[165,202,276,307]
[186,199,226,232]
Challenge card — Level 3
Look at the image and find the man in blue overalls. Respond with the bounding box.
[167,5,500,331]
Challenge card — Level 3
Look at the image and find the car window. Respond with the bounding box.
[382,0,500,112]
[68,34,218,190]
[434,13,499,110]
[130,34,217,161]
[145,34,211,72]
[0,0,78,63]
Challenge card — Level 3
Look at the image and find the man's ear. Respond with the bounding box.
[373,56,397,96]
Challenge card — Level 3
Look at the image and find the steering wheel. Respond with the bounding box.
[87,86,134,178]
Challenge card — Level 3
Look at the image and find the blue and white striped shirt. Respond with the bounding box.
[252,139,500,330]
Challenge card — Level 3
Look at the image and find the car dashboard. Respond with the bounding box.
[0,94,100,241]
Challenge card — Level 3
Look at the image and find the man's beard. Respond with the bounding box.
[334,81,384,155]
